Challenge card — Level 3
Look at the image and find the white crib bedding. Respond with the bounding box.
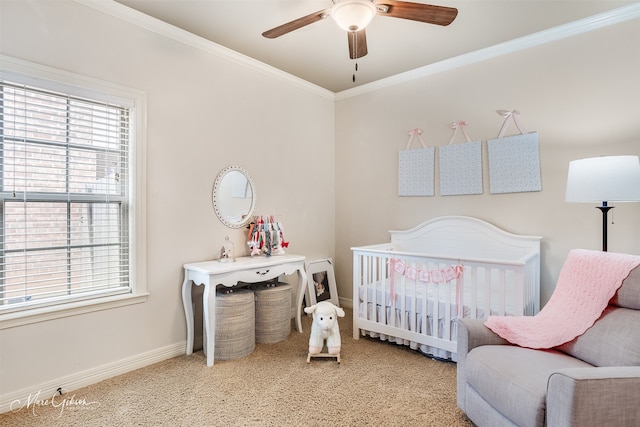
[358,301,463,360]
[357,280,516,318]
[356,280,519,360]
[359,288,480,320]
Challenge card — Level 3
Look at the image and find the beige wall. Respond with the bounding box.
[0,0,334,403]
[335,18,640,306]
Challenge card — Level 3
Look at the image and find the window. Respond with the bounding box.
[0,56,147,327]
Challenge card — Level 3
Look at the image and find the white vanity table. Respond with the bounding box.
[182,254,307,366]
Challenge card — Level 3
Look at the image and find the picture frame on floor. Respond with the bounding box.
[305,258,339,307]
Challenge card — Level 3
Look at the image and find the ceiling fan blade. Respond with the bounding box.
[262,9,331,38]
[348,30,368,59]
[375,1,458,26]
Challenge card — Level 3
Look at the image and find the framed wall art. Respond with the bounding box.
[487,110,542,194]
[304,258,339,307]
[439,121,483,196]
[398,128,435,197]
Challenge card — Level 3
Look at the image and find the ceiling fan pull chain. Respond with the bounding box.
[352,31,358,83]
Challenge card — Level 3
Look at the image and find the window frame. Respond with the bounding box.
[0,55,147,329]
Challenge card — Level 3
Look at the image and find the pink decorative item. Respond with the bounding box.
[247,215,288,256]
[485,249,640,348]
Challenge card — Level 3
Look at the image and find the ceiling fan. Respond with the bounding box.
[262,0,458,60]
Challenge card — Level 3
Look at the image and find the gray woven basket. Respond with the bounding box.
[254,283,292,344]
[215,288,255,361]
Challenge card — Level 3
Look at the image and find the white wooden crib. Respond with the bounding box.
[352,216,541,361]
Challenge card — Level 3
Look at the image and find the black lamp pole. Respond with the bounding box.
[596,201,614,252]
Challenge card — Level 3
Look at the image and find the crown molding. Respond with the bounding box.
[335,2,640,100]
[75,0,336,101]
[76,1,639,102]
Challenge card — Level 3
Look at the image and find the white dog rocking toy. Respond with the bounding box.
[304,301,345,364]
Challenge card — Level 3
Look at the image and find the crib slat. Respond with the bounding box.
[413,258,419,334]
[497,269,506,315]
[382,255,389,327]
[513,268,525,315]
[431,265,440,341]
[484,268,492,318]
[468,266,476,319]
[420,275,427,345]
[443,263,452,343]
[402,259,410,330]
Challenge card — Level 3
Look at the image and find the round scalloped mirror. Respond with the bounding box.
[212,166,256,228]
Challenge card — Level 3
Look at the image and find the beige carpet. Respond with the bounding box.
[1,309,473,426]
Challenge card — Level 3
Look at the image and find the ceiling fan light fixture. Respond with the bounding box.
[331,0,377,32]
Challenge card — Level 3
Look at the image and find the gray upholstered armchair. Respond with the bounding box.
[457,264,640,427]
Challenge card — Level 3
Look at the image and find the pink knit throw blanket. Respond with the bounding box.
[485,249,640,349]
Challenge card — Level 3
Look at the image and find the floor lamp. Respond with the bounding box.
[565,155,640,251]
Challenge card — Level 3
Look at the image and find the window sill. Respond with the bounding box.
[0,292,149,330]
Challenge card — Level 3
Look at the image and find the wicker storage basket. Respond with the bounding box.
[254,283,292,344]
[214,288,255,360]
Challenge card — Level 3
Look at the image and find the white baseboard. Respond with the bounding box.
[339,297,353,309]
[0,341,186,414]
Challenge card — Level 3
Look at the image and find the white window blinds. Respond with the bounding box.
[0,80,132,312]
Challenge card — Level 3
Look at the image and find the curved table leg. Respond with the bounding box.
[295,267,308,333]
[181,277,194,355]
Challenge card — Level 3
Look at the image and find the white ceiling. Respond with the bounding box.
[114,1,635,93]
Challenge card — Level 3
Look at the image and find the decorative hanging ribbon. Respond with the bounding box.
[389,259,465,316]
[247,215,288,256]
[496,110,528,138]
[448,121,472,145]
[391,259,463,284]
[405,128,428,150]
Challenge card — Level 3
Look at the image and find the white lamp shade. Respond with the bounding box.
[331,0,377,32]
[565,155,640,203]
